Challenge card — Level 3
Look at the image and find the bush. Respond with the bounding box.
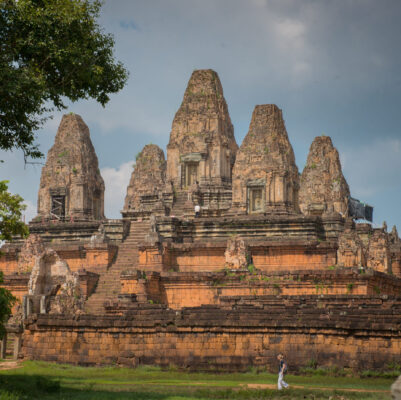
[247,264,255,274]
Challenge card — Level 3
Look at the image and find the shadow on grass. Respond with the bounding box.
[0,373,392,400]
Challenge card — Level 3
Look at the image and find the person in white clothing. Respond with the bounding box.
[194,204,201,218]
[277,353,289,390]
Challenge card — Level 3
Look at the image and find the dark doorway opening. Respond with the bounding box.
[51,195,65,219]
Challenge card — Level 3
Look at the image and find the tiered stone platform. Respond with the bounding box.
[119,268,401,310]
[1,69,401,372]
[23,295,401,371]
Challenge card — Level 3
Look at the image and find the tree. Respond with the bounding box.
[0,180,27,337]
[0,0,129,159]
[0,180,28,241]
[0,271,16,338]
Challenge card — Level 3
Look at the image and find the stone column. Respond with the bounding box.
[0,333,7,359]
[13,334,21,360]
[40,295,47,314]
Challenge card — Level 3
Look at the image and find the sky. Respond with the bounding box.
[1,0,401,229]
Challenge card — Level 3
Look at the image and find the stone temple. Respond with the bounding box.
[1,69,401,373]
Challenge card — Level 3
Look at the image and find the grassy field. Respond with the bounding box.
[0,361,396,399]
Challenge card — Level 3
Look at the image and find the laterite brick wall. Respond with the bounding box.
[22,296,401,371]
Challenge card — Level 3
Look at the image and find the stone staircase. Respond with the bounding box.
[85,220,151,314]
[171,190,193,217]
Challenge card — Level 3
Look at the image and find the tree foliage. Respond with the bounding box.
[0,0,129,159]
[0,181,27,337]
[0,180,29,241]
[0,270,16,338]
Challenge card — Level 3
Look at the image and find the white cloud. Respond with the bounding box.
[101,160,134,218]
[22,200,37,224]
[273,18,306,42]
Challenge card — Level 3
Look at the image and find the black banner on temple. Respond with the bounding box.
[348,197,373,222]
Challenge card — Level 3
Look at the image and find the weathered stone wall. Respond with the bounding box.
[390,226,401,278]
[123,144,166,216]
[0,249,19,275]
[337,227,366,267]
[299,136,350,216]
[136,241,337,273]
[17,235,45,274]
[22,296,401,371]
[1,275,29,309]
[367,229,391,273]
[156,214,335,243]
[1,242,116,276]
[232,105,299,214]
[120,268,401,309]
[36,114,104,222]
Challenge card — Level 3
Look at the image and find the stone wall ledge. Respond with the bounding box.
[157,214,328,224]
[2,274,30,283]
[119,267,401,284]
[29,221,102,231]
[156,240,337,251]
[25,297,401,333]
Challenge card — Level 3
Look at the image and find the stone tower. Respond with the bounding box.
[167,69,238,190]
[36,114,105,222]
[299,136,350,216]
[122,144,166,217]
[232,105,299,214]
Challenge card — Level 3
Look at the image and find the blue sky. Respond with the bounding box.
[1,0,401,229]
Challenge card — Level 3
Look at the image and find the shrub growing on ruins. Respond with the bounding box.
[0,0,128,160]
[247,263,255,274]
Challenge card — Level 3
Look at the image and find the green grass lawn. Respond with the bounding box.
[0,361,396,399]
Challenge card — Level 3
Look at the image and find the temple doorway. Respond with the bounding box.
[51,195,65,219]
[249,187,264,213]
[185,162,198,187]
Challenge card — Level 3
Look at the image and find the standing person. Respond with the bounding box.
[194,203,201,218]
[277,353,289,390]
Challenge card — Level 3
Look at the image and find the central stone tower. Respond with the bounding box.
[166,69,238,215]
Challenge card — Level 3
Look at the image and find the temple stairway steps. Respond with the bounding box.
[171,191,192,217]
[85,220,150,314]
